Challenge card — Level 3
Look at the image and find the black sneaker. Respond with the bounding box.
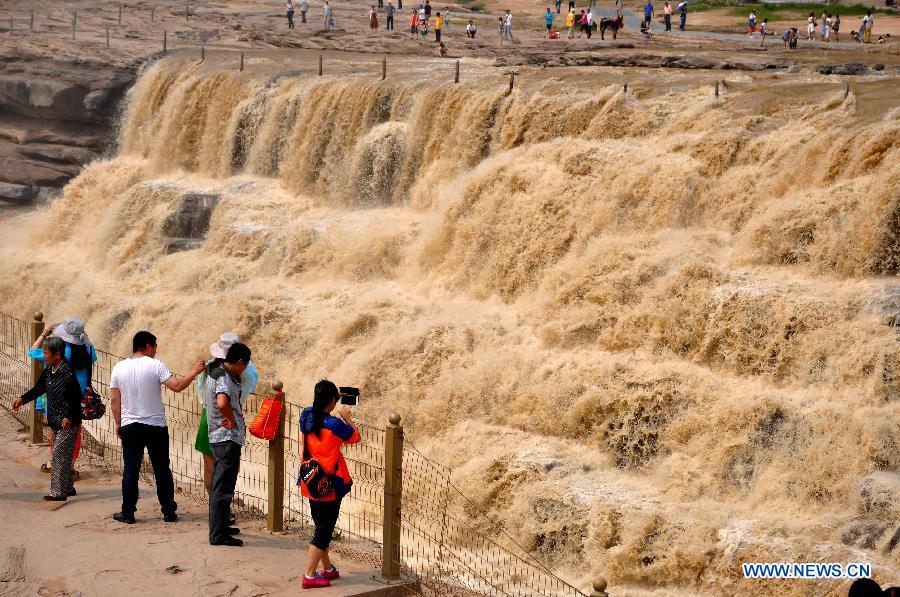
[163,513,178,523]
[210,536,243,547]
[227,527,240,535]
[113,511,136,524]
[66,488,77,497]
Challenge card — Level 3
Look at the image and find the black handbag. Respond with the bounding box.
[297,433,333,499]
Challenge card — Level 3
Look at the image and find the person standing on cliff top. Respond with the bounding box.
[747,9,756,36]
[434,11,444,42]
[565,8,575,38]
[204,342,252,547]
[410,9,418,37]
[369,6,379,32]
[663,2,672,31]
[110,331,205,524]
[425,0,432,18]
[324,1,333,30]
[300,0,309,23]
[287,0,295,28]
[504,10,513,40]
[386,1,395,29]
[643,0,654,31]
[544,8,554,38]
[759,17,768,46]
[677,0,687,30]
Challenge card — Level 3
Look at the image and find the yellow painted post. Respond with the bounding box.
[381,413,403,580]
[266,381,286,533]
[29,312,44,444]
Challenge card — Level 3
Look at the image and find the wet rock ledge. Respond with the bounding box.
[0,48,141,205]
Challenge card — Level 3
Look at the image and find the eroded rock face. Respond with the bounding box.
[162,193,222,254]
[859,472,900,520]
[0,49,139,204]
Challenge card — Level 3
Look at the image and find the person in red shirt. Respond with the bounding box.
[299,380,360,589]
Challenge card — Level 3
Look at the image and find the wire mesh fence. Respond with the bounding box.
[0,310,586,597]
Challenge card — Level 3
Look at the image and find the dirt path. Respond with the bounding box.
[0,410,380,596]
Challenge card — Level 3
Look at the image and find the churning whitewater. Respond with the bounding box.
[1,57,899,595]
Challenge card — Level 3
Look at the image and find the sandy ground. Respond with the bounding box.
[0,410,382,597]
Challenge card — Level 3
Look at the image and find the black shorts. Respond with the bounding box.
[546,23,552,30]
[310,497,343,550]
[644,15,651,23]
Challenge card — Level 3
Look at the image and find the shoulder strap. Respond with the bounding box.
[302,432,310,461]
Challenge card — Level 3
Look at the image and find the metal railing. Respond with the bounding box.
[0,309,590,597]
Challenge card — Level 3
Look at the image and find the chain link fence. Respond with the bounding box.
[0,310,586,597]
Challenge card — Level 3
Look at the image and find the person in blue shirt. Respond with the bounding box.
[544,8,554,37]
[27,317,96,475]
[643,0,654,30]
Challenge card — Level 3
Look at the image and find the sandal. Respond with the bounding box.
[41,463,51,473]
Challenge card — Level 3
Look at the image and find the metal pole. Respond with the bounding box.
[185,4,189,20]
[106,27,110,47]
[381,414,403,580]
[454,59,459,83]
[30,11,34,32]
[266,381,286,533]
[318,54,323,76]
[118,4,123,25]
[28,312,44,445]
[714,79,719,98]
[201,45,205,62]
[506,72,514,96]
[844,83,849,100]
[163,30,167,52]
[151,6,155,21]
[240,52,244,71]
[72,10,76,40]
[382,57,386,80]
[9,17,12,35]
[623,81,627,94]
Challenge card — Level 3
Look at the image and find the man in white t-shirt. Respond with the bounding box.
[110,331,204,524]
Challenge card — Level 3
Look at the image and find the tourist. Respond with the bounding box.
[504,10,513,40]
[425,0,432,18]
[578,9,586,38]
[824,13,832,41]
[467,19,476,37]
[194,333,258,498]
[544,8,554,37]
[370,6,379,32]
[438,41,448,55]
[110,331,205,524]
[863,11,873,43]
[807,12,816,41]
[850,29,860,42]
[386,1,395,29]
[565,9,575,38]
[497,16,503,45]
[831,13,840,41]
[324,0,333,30]
[781,27,790,48]
[555,0,562,14]
[419,13,428,39]
[677,0,687,30]
[747,9,756,36]
[299,381,360,589]
[287,0,295,28]
[759,18,768,46]
[205,342,252,547]
[410,9,418,37]
[27,317,96,476]
[820,10,828,40]
[569,0,576,13]
[615,0,623,20]
[586,8,594,38]
[643,0,654,32]
[12,337,83,502]
[378,0,384,8]
[663,1,672,31]
[444,6,452,29]
[789,27,798,48]
[434,10,443,42]
[300,0,309,23]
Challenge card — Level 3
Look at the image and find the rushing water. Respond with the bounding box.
[1,57,899,595]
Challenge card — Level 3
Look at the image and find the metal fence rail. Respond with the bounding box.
[0,310,588,597]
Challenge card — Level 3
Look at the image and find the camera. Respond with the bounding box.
[339,386,360,406]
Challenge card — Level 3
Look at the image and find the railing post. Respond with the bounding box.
[240,52,244,71]
[106,27,110,48]
[591,578,609,597]
[266,381,286,533]
[71,10,76,39]
[382,57,386,80]
[318,54,323,76]
[382,413,403,580]
[30,11,34,32]
[454,59,459,83]
[29,312,44,444]
[163,30,167,52]
[118,4,123,25]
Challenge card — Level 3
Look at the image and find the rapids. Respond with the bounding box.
[1,56,899,595]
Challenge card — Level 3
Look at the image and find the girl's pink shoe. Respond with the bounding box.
[302,574,331,589]
[321,566,340,580]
